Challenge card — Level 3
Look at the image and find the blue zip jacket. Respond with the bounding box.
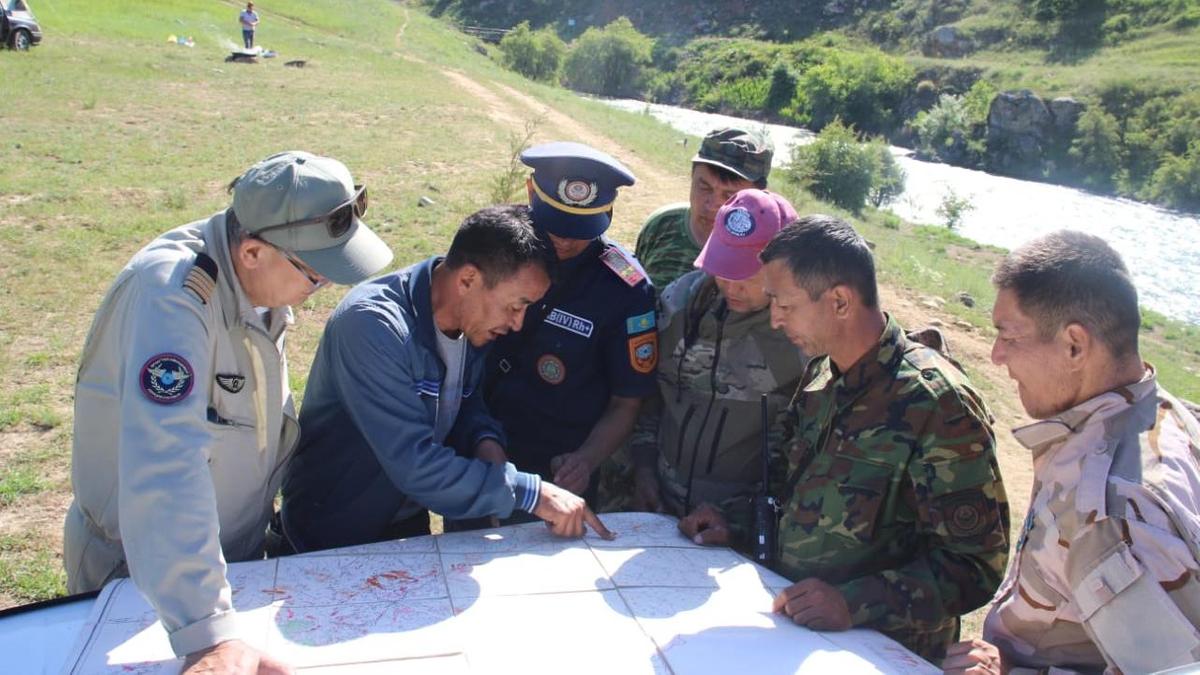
[281,256,540,551]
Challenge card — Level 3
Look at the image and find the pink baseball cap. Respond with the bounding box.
[694,189,798,280]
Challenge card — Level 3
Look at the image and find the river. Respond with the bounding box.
[600,99,1198,325]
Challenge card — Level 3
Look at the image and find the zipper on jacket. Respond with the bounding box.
[674,404,697,467]
[704,407,729,476]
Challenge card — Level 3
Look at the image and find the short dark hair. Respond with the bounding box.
[759,214,878,308]
[692,162,768,190]
[444,205,552,287]
[992,230,1139,358]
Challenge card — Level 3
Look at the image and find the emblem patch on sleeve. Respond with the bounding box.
[938,491,991,539]
[627,332,658,374]
[140,353,195,404]
[625,310,656,335]
[537,354,567,385]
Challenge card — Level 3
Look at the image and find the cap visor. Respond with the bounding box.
[293,218,394,285]
[692,156,754,183]
[694,237,760,281]
[530,199,610,240]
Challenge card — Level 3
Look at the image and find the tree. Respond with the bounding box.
[1147,141,1200,212]
[562,17,654,98]
[498,21,566,83]
[765,62,797,114]
[1068,107,1123,192]
[868,141,906,208]
[790,48,914,134]
[912,94,971,163]
[788,119,901,212]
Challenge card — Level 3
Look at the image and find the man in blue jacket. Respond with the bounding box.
[280,205,612,552]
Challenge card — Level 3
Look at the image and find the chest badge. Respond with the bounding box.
[215,373,246,394]
[537,354,567,385]
[140,353,194,405]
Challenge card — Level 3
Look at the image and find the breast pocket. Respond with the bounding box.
[821,455,895,545]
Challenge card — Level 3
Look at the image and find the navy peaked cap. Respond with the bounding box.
[521,141,637,240]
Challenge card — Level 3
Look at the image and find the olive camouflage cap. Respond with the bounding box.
[693,127,774,185]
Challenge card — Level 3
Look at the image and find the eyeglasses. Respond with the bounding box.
[255,184,367,241]
[256,238,330,290]
[281,248,330,290]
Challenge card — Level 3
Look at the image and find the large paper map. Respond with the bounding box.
[61,513,937,674]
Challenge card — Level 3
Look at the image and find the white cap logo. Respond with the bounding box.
[558,179,598,206]
[724,207,755,238]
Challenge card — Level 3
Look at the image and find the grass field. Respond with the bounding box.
[1,0,1197,632]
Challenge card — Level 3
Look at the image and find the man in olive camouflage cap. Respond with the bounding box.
[681,214,1010,663]
[944,231,1200,675]
[634,126,773,289]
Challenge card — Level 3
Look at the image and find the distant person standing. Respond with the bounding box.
[239,2,259,49]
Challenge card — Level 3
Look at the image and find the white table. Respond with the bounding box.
[3,513,936,674]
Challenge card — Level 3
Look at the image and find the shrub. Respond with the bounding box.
[936,188,974,229]
[498,21,566,83]
[868,141,907,208]
[1068,107,1124,191]
[765,62,798,114]
[913,94,971,163]
[1147,141,1200,211]
[788,119,901,212]
[789,47,915,134]
[562,17,654,98]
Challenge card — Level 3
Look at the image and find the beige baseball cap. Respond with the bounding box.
[231,151,393,285]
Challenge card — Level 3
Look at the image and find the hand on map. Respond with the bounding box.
[678,502,730,545]
[632,466,662,512]
[772,578,852,632]
[534,480,615,539]
[942,638,1005,675]
[549,450,595,495]
[181,639,292,675]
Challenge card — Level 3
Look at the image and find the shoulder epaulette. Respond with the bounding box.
[182,252,219,305]
[599,245,647,288]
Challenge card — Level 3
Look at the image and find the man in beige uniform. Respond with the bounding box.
[65,151,393,674]
[944,230,1200,675]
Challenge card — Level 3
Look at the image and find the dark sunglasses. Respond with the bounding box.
[254,184,367,240]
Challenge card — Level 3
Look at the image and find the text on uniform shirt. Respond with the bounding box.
[544,308,594,338]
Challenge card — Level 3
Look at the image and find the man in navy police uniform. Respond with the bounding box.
[484,142,658,507]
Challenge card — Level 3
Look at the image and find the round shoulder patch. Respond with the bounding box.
[724,207,755,238]
[536,354,566,385]
[140,353,195,405]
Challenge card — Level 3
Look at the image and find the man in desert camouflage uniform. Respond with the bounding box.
[622,190,806,553]
[727,215,1010,664]
[634,127,773,289]
[943,231,1200,675]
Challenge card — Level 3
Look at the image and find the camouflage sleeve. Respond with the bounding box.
[629,391,662,469]
[836,386,1010,637]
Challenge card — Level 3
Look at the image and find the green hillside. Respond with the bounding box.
[0,0,1196,612]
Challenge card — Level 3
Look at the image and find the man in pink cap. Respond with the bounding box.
[621,189,808,554]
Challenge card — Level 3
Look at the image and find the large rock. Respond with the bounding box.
[1048,97,1086,137]
[987,90,1053,177]
[924,25,974,58]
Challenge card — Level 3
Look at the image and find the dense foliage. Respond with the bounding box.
[787,120,906,212]
[439,0,1200,212]
[498,22,566,83]
[561,18,654,98]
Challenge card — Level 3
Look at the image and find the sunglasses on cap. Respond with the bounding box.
[254,184,368,243]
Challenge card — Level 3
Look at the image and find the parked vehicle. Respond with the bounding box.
[1,0,43,51]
